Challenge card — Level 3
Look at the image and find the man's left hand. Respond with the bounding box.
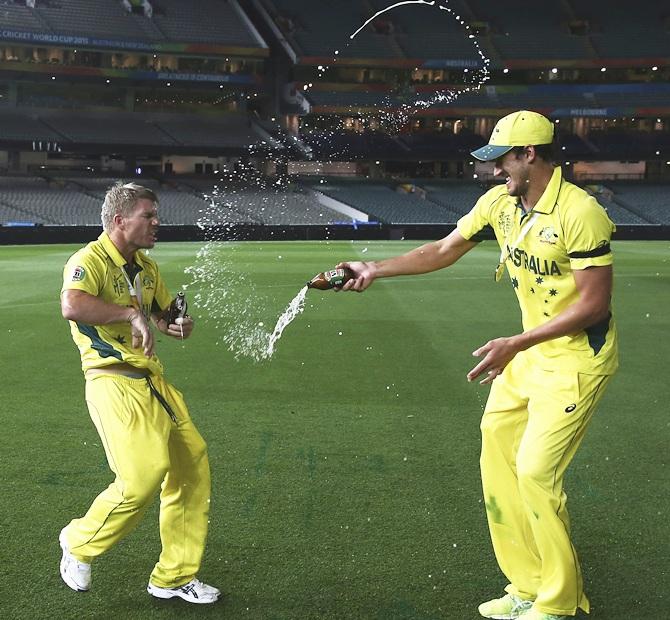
[467,336,520,385]
[156,315,194,340]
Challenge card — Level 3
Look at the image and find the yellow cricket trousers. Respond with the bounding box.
[62,373,211,589]
[480,351,611,616]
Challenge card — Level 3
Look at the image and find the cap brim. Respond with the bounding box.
[470,144,514,162]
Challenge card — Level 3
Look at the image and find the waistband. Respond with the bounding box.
[85,362,150,379]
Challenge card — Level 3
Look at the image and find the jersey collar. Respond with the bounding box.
[530,166,563,215]
[99,231,144,272]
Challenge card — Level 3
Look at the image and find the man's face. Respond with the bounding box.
[121,198,159,250]
[494,148,530,197]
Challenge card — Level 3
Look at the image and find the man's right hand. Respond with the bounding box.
[128,309,154,357]
[336,261,378,292]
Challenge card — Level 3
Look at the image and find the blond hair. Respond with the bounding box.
[101,182,159,232]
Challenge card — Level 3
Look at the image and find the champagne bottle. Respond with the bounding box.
[307,267,354,290]
[165,292,187,324]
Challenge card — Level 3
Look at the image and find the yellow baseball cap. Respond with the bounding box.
[471,110,554,161]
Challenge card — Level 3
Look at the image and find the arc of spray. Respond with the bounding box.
[349,0,436,40]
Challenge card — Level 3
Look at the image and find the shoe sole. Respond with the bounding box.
[59,532,89,592]
[147,584,219,604]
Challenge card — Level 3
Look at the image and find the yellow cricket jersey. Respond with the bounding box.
[457,166,618,375]
[62,232,172,375]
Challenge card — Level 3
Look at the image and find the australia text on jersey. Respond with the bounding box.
[505,245,562,277]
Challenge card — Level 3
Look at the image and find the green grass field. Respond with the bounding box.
[1,239,668,619]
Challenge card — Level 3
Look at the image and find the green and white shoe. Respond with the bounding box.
[478,593,533,619]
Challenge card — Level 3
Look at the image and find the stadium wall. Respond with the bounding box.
[1,224,668,245]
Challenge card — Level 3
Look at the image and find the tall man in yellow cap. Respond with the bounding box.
[338,110,617,620]
[59,182,220,604]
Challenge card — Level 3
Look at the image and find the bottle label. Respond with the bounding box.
[325,269,345,285]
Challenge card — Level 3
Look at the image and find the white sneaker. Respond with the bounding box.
[147,578,221,604]
[479,593,533,619]
[59,529,91,592]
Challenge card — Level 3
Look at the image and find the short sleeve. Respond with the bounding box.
[561,196,616,270]
[62,249,105,296]
[457,189,499,242]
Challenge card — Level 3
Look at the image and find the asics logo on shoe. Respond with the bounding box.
[147,578,220,604]
[179,584,198,598]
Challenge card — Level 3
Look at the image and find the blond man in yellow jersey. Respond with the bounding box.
[339,111,617,620]
[59,182,220,604]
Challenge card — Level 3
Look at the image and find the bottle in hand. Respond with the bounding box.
[165,292,188,324]
[307,267,354,290]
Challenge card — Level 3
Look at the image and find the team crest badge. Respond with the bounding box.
[71,266,86,281]
[538,227,558,244]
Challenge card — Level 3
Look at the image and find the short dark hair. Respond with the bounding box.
[509,143,556,163]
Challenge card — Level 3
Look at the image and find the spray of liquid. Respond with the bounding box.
[265,285,308,358]
[185,0,491,360]
[301,0,490,163]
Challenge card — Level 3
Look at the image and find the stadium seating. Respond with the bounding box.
[588,130,670,160]
[314,180,456,223]
[0,201,42,225]
[0,110,265,150]
[261,0,400,59]
[0,2,46,32]
[1,174,667,227]
[151,0,261,46]
[397,130,485,159]
[0,176,101,225]
[42,114,175,147]
[0,112,62,142]
[196,182,343,225]
[582,0,669,58]
[156,115,260,149]
[300,130,408,160]
[423,181,485,218]
[607,183,670,225]
[34,0,163,42]
[376,0,490,60]
[5,0,263,48]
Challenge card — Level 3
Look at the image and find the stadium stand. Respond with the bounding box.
[4,173,663,228]
[397,130,486,159]
[588,130,670,160]
[152,0,262,46]
[42,113,175,147]
[300,130,408,160]
[314,179,457,224]
[607,183,670,225]
[0,112,63,142]
[466,0,593,61]
[0,2,46,32]
[581,0,670,59]
[196,182,344,225]
[0,0,265,48]
[0,176,101,225]
[0,109,266,151]
[369,0,490,60]
[156,115,261,150]
[0,0,668,237]
[422,181,486,218]
[32,0,161,42]
[261,0,669,65]
[259,0,400,59]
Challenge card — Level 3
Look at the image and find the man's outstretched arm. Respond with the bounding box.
[338,228,478,292]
